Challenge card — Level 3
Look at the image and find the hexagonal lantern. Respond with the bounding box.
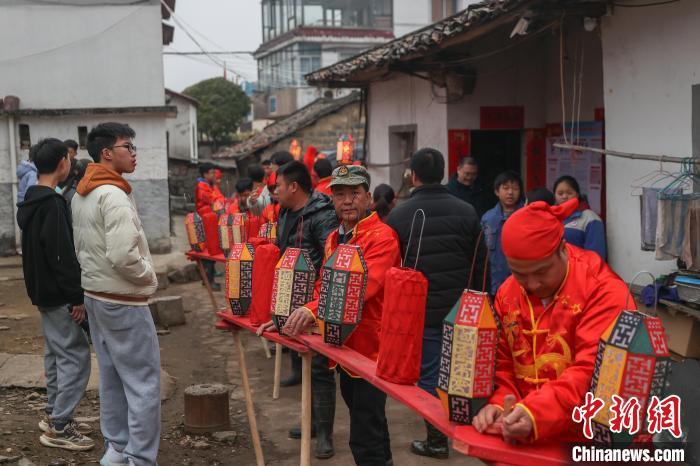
[437,290,499,424]
[258,222,277,243]
[271,248,316,332]
[589,310,670,445]
[185,212,205,252]
[225,243,255,315]
[218,213,247,257]
[317,244,368,346]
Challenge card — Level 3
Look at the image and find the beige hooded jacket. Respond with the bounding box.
[71,163,157,302]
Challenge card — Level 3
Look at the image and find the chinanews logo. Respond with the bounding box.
[570,392,685,464]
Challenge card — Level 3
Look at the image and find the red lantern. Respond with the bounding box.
[336,134,354,165]
[290,139,302,160]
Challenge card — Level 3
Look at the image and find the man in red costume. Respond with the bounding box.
[213,169,225,202]
[283,164,401,465]
[194,162,221,290]
[473,198,630,443]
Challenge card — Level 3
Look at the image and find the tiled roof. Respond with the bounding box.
[214,91,361,159]
[305,0,526,87]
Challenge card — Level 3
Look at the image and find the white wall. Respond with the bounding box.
[368,74,448,185]
[166,96,198,161]
[601,0,700,281]
[0,3,165,108]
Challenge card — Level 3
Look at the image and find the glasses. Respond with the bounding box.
[112,143,137,154]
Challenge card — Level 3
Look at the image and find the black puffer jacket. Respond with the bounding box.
[277,191,339,275]
[386,184,487,328]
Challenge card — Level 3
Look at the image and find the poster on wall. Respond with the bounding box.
[546,121,604,216]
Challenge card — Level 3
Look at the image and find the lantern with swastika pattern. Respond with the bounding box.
[185,212,206,252]
[317,244,368,346]
[258,222,277,244]
[225,243,255,315]
[271,248,316,332]
[588,310,670,445]
[218,213,247,257]
[437,290,499,424]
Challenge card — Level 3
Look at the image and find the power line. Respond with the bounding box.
[163,51,254,55]
[160,0,246,82]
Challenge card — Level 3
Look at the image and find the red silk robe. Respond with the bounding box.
[489,243,631,441]
[304,212,401,374]
[194,180,221,255]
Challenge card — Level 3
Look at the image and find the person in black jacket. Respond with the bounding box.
[387,148,487,460]
[446,156,496,218]
[16,138,93,451]
[267,161,339,459]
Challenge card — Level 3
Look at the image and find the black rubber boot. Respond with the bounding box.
[410,421,449,459]
[280,352,302,387]
[313,387,335,459]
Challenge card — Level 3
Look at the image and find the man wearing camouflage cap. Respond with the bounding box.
[284,164,401,466]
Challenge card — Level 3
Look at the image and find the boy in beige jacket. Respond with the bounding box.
[72,123,159,466]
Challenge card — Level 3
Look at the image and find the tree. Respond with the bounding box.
[184,77,250,147]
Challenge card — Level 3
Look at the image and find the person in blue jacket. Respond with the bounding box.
[481,170,524,296]
[553,175,607,260]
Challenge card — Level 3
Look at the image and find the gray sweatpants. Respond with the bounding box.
[38,304,91,424]
[85,296,161,466]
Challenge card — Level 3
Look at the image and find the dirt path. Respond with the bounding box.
[0,257,479,465]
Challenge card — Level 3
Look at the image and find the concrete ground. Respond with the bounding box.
[0,217,483,465]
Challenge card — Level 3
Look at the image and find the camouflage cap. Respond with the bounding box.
[329,164,371,188]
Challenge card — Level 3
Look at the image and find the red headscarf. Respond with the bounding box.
[501,198,579,261]
[215,169,222,180]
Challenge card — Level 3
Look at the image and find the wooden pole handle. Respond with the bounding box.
[195,259,220,312]
[261,337,272,359]
[272,343,282,400]
[300,352,312,466]
[233,331,265,466]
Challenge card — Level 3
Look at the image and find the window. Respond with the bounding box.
[78,126,88,149]
[303,4,323,26]
[325,8,342,27]
[269,96,278,114]
[18,124,31,150]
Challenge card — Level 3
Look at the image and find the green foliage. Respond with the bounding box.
[184,78,250,146]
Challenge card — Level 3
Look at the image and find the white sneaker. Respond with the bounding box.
[39,422,94,451]
[100,444,127,466]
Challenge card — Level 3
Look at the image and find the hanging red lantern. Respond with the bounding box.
[290,139,302,160]
[336,134,354,165]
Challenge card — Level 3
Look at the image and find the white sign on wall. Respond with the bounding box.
[546,121,604,216]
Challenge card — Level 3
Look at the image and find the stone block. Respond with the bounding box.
[167,262,199,284]
[152,295,186,327]
[156,267,170,290]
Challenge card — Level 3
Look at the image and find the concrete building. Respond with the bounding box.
[0,0,176,254]
[253,0,395,120]
[165,89,199,163]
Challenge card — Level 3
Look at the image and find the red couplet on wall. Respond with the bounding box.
[448,129,470,176]
[524,128,547,191]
